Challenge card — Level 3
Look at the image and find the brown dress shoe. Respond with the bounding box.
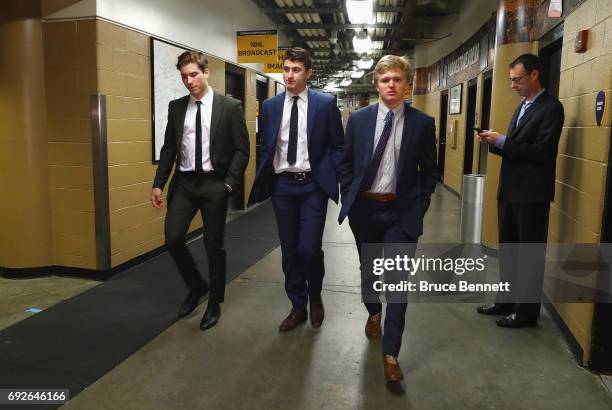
[383,355,404,382]
[310,300,325,328]
[365,313,382,339]
[279,309,307,332]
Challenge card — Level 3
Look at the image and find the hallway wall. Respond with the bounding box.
[43,20,98,269]
[410,0,611,367]
[412,90,441,159]
[413,0,497,67]
[40,19,227,268]
[1,0,277,272]
[0,7,53,268]
[44,0,282,73]
[547,0,612,365]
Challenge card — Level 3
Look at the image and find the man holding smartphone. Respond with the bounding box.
[477,54,564,328]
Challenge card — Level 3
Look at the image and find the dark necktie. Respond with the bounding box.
[516,101,531,126]
[195,100,203,174]
[287,96,299,165]
[361,110,395,191]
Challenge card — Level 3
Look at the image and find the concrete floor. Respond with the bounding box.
[2,186,611,409]
[58,185,611,409]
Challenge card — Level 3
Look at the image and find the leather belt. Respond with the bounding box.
[279,171,311,181]
[359,191,398,202]
[178,170,216,177]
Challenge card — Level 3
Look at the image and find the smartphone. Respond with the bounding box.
[474,127,483,133]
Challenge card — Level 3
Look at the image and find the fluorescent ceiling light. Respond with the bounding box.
[346,0,373,24]
[340,77,352,87]
[357,57,374,69]
[350,70,365,79]
[352,30,373,54]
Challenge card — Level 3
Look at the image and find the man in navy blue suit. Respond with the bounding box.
[339,55,437,381]
[249,47,344,332]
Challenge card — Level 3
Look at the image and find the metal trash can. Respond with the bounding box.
[460,174,485,244]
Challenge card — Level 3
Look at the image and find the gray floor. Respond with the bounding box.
[57,185,612,409]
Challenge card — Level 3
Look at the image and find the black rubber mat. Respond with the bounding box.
[0,201,279,409]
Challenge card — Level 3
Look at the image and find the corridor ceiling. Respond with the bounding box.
[249,0,459,89]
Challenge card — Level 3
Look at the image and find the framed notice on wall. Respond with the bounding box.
[151,38,191,162]
[449,83,462,114]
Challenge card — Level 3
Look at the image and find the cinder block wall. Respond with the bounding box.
[43,18,258,270]
[548,0,612,365]
[44,20,98,269]
[96,21,161,267]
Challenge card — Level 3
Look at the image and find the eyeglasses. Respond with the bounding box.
[509,75,526,83]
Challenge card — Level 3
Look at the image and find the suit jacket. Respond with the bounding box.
[248,89,344,204]
[490,90,564,203]
[153,92,250,204]
[338,102,438,238]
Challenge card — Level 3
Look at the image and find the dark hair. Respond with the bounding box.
[509,54,541,74]
[284,47,312,70]
[176,51,208,72]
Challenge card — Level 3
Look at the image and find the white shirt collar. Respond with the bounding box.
[287,87,308,102]
[190,87,214,105]
[378,100,405,118]
[523,88,545,104]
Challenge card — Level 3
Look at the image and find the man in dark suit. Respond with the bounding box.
[477,53,564,328]
[151,51,249,330]
[338,55,437,381]
[249,47,344,332]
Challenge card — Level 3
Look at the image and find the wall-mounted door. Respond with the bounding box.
[225,63,245,210]
[540,38,562,99]
[255,76,268,169]
[478,71,493,174]
[463,81,477,175]
[438,91,448,181]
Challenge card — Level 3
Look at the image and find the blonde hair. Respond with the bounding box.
[372,55,411,85]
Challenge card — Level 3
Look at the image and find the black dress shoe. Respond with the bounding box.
[177,283,209,319]
[496,313,537,328]
[200,304,221,330]
[476,304,512,316]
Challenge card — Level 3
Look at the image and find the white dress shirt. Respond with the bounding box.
[273,88,311,173]
[368,102,405,194]
[179,88,214,172]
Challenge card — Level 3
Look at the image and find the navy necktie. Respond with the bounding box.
[287,96,299,165]
[361,110,395,191]
[195,100,203,174]
[516,101,531,126]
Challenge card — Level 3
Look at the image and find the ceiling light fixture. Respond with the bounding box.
[350,70,365,79]
[346,0,373,25]
[340,77,352,87]
[357,56,374,69]
[352,29,373,54]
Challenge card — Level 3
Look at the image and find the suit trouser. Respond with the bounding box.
[165,172,229,305]
[348,197,417,357]
[497,200,550,320]
[271,176,328,311]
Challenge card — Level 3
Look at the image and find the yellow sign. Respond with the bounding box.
[264,46,288,73]
[237,30,278,64]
